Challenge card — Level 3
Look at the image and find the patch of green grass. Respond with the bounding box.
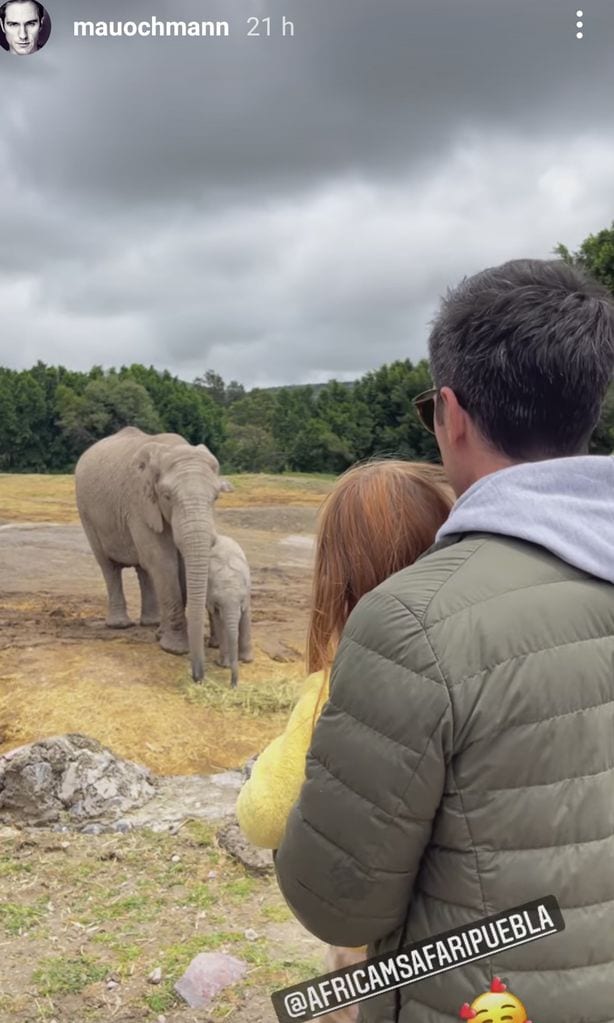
[240,940,273,968]
[0,858,33,878]
[183,883,217,910]
[183,820,218,847]
[145,987,177,1014]
[156,862,188,888]
[130,829,177,855]
[67,861,98,880]
[160,930,244,975]
[222,877,257,900]
[182,675,300,716]
[90,932,143,970]
[0,900,47,935]
[228,938,322,992]
[262,902,293,923]
[86,892,164,924]
[33,955,107,996]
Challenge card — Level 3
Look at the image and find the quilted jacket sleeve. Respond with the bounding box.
[274,587,453,948]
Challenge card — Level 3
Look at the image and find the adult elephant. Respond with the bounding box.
[74,427,232,682]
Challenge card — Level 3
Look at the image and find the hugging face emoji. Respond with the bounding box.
[459,977,532,1023]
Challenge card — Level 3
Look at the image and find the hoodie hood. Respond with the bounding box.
[436,455,614,584]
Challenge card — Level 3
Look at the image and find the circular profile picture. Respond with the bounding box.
[0,0,51,55]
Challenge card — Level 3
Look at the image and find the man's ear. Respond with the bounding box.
[438,387,466,445]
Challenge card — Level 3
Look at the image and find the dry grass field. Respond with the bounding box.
[0,472,334,525]
[0,472,334,774]
[0,471,338,1023]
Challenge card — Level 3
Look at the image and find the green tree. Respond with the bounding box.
[194,370,246,408]
[57,376,161,454]
[352,358,439,462]
[316,380,372,463]
[10,374,49,470]
[289,418,354,473]
[271,387,316,463]
[557,222,614,454]
[220,423,285,473]
[119,364,225,452]
[226,389,277,432]
[194,369,227,406]
[0,370,19,469]
[556,223,614,293]
[590,385,614,455]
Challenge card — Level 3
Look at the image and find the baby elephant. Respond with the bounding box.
[207,534,253,688]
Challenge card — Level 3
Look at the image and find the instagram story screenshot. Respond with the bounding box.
[1,2,614,1022]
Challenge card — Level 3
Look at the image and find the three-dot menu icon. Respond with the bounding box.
[576,10,584,38]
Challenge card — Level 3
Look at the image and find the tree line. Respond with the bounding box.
[1,224,613,475]
[0,359,441,474]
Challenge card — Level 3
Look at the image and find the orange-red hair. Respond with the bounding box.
[306,460,454,675]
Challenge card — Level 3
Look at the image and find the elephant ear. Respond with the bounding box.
[196,444,220,474]
[133,442,164,533]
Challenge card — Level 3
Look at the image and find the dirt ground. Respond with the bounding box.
[0,473,336,1023]
[0,475,333,774]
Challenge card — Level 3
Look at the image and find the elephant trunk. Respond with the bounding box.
[223,602,241,689]
[176,511,214,683]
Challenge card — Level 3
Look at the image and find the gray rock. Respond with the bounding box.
[0,735,156,828]
[216,819,274,875]
[240,756,258,782]
[81,823,102,836]
[0,735,246,835]
[174,952,247,1009]
[120,772,243,832]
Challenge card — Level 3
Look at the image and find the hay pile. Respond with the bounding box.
[0,639,304,776]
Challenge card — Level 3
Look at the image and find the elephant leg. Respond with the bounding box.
[144,556,189,656]
[80,518,133,628]
[102,561,133,629]
[207,610,219,648]
[215,610,230,667]
[136,566,160,627]
[239,603,253,663]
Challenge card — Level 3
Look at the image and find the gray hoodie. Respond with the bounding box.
[436,454,614,583]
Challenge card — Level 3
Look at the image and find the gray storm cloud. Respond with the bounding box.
[1,0,613,385]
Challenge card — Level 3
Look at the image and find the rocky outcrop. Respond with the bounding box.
[0,735,252,836]
[0,734,156,827]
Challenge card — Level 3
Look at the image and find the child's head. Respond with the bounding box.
[306,460,454,673]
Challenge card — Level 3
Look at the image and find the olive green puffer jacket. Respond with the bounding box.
[275,504,614,1022]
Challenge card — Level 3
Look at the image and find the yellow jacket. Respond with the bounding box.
[235,670,329,850]
[236,669,368,955]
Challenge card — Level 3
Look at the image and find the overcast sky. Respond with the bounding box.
[1,0,613,388]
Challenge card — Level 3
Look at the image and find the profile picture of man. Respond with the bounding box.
[0,0,51,55]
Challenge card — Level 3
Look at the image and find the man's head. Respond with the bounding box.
[426,258,614,496]
[1,0,43,55]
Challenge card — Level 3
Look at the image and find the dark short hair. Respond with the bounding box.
[428,258,614,459]
[0,0,44,22]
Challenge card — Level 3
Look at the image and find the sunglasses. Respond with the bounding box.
[413,387,439,434]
